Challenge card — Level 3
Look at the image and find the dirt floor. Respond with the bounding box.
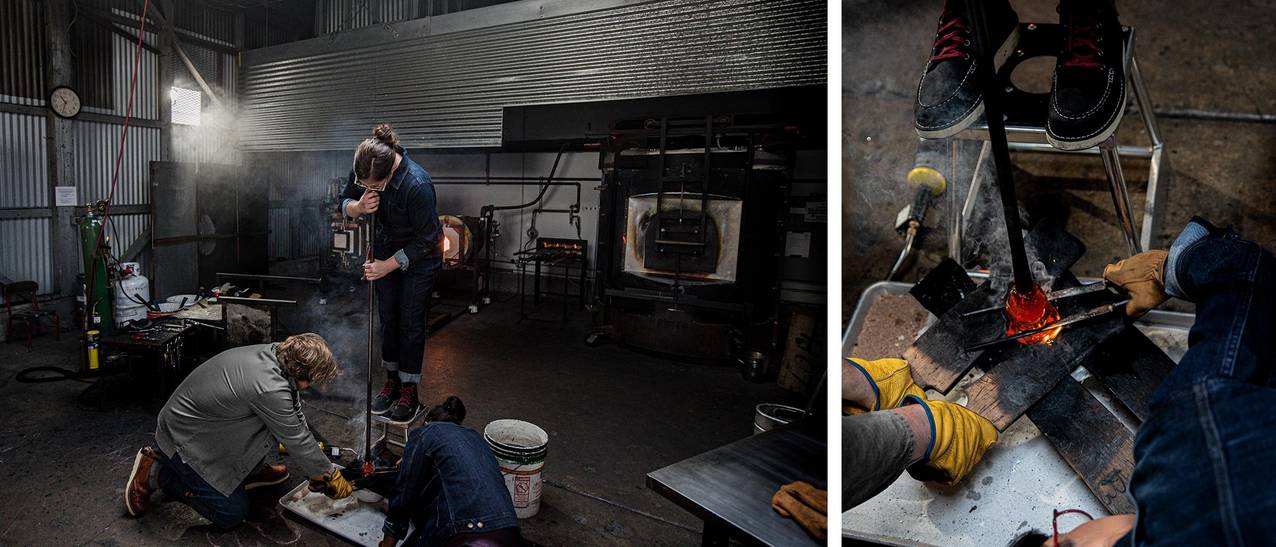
[0,284,808,545]
[844,0,1276,325]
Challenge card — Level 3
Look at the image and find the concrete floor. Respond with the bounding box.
[0,285,801,545]
[844,0,1276,323]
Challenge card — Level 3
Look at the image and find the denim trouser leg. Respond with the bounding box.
[376,264,436,384]
[154,450,249,529]
[843,411,916,510]
[1128,234,1276,545]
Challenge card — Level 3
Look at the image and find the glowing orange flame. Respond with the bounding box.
[442,236,452,254]
[1005,284,1062,346]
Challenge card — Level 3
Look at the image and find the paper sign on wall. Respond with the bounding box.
[55,186,78,207]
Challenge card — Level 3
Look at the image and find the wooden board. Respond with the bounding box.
[904,282,1004,393]
[1027,376,1137,515]
[963,287,1128,430]
[1079,327,1176,422]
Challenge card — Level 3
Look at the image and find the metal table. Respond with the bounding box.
[647,426,827,547]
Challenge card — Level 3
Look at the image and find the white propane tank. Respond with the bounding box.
[114,262,150,325]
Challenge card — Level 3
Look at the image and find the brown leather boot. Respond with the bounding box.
[244,463,290,490]
[124,447,158,516]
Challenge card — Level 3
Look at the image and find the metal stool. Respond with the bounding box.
[946,24,1167,258]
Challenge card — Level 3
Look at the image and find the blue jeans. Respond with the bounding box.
[376,256,439,384]
[154,448,250,529]
[1126,225,1276,545]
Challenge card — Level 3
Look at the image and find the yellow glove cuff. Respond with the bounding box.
[847,357,926,411]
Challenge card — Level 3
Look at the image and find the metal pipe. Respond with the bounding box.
[948,139,962,261]
[964,0,1033,294]
[365,213,375,462]
[1153,107,1276,125]
[1099,137,1142,255]
[1129,57,1165,145]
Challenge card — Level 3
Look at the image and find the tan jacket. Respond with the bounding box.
[155,344,331,496]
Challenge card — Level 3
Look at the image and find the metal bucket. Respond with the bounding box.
[753,403,805,434]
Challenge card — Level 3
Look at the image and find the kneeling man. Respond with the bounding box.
[124,333,354,528]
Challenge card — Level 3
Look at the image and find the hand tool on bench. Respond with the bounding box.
[963,299,1131,353]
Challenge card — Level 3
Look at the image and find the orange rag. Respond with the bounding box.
[770,481,827,541]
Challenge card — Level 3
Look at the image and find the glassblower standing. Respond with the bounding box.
[340,124,443,422]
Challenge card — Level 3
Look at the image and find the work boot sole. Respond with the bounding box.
[915,26,1021,140]
[124,448,152,517]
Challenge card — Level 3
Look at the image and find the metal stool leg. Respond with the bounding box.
[961,141,991,235]
[1130,54,1168,251]
[1098,136,1143,255]
[948,139,963,261]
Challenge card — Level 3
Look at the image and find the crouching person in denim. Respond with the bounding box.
[380,396,523,547]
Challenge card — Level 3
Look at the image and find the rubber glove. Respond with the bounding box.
[845,358,926,414]
[1103,250,1169,318]
[904,395,999,486]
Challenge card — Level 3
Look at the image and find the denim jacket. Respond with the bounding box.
[382,422,520,546]
[338,149,443,271]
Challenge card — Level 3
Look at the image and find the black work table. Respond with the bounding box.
[647,425,827,547]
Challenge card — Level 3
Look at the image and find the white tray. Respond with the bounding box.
[278,481,408,546]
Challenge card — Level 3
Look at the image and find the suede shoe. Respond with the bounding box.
[390,383,420,422]
[914,0,1019,138]
[371,377,400,416]
[125,447,158,517]
[1047,0,1127,150]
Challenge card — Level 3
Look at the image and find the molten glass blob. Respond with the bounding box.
[1005,283,1062,346]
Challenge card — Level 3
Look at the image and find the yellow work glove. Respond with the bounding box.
[309,468,355,499]
[1103,250,1169,318]
[904,395,998,486]
[845,358,926,414]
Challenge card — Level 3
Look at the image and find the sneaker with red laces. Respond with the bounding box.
[1047,0,1126,150]
[390,383,420,422]
[244,463,290,490]
[914,0,1019,138]
[124,447,158,517]
[371,377,401,416]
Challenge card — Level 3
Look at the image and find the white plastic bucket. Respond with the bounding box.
[484,419,549,519]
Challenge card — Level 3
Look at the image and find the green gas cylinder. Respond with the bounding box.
[79,206,113,334]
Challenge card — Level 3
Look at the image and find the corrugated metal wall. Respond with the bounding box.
[0,219,53,289]
[0,113,49,208]
[316,0,421,34]
[72,123,162,205]
[241,0,826,151]
[0,0,47,106]
[1,0,242,294]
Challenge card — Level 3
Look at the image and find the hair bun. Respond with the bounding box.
[372,123,399,147]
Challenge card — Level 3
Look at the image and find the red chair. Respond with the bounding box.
[4,281,60,347]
